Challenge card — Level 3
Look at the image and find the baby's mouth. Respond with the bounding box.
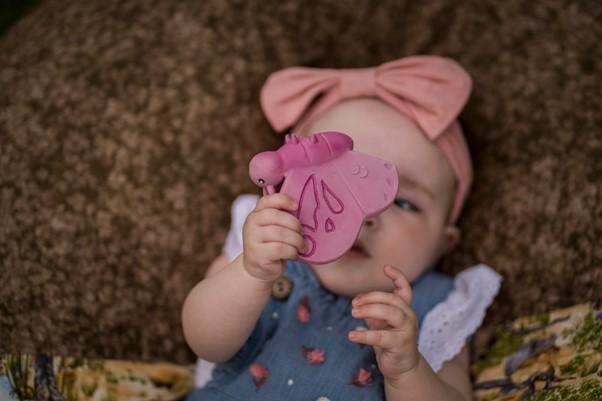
[343,240,370,259]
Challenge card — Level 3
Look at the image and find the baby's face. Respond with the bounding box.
[299,98,460,298]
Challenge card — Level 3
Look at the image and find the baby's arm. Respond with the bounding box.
[181,253,271,363]
[181,194,304,363]
[349,265,472,401]
[384,344,472,401]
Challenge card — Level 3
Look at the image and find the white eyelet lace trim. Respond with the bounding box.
[418,264,502,372]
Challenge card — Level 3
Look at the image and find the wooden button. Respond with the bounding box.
[271,276,293,300]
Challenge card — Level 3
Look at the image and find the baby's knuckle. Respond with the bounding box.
[267,208,283,222]
[276,243,290,255]
[283,225,295,239]
[291,228,302,242]
[266,225,282,238]
[286,246,298,259]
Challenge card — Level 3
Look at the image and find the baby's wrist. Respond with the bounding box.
[238,258,278,292]
[384,353,424,391]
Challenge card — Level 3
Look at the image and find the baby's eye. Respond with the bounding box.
[394,197,420,212]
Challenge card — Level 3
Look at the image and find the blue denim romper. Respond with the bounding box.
[186,260,453,401]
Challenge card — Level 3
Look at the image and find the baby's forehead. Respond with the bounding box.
[299,98,455,188]
[301,99,425,149]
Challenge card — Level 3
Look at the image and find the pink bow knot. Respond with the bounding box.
[260,55,472,140]
[338,68,377,98]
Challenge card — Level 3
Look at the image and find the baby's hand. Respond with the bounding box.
[242,193,305,283]
[348,265,420,382]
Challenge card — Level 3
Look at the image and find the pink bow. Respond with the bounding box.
[260,55,472,138]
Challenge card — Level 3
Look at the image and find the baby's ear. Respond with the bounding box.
[438,225,460,256]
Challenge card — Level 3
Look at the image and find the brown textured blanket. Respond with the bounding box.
[0,0,600,365]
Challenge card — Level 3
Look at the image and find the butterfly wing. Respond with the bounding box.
[333,150,399,217]
[279,164,365,264]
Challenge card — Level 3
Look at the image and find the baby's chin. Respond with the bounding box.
[309,259,394,299]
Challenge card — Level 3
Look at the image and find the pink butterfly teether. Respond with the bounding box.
[249,131,399,264]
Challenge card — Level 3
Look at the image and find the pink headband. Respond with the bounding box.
[259,55,473,224]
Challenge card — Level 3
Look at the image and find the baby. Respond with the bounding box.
[182,55,502,401]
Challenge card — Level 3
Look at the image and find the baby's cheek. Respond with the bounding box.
[381,224,432,280]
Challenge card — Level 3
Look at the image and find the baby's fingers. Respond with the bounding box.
[253,208,302,233]
[255,193,298,213]
[261,242,300,261]
[353,291,406,310]
[352,303,407,329]
[348,329,400,349]
[352,291,414,321]
[383,265,413,305]
[258,225,306,253]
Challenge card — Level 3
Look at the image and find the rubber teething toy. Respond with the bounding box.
[249,131,398,264]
